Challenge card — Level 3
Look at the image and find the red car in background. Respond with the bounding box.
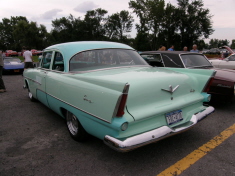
[220,46,235,59]
[5,50,18,57]
[31,49,42,56]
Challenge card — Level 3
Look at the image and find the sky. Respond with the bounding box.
[0,0,235,44]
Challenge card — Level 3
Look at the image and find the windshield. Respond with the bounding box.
[180,54,212,68]
[4,58,21,63]
[69,49,148,72]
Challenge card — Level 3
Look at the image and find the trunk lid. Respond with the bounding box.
[75,66,213,121]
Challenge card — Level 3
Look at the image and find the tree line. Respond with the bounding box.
[0,0,234,52]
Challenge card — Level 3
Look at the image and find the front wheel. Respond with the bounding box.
[66,111,88,141]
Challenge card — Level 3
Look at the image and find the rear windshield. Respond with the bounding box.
[69,49,148,72]
[180,54,212,68]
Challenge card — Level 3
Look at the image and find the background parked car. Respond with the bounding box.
[210,53,235,70]
[31,49,42,56]
[23,41,214,152]
[204,48,221,55]
[3,57,24,74]
[140,51,235,102]
[4,50,18,57]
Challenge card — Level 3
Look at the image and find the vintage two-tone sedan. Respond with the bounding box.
[23,41,215,152]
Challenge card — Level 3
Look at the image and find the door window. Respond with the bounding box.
[228,55,235,61]
[41,51,53,69]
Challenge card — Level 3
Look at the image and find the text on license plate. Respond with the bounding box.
[14,69,20,72]
[166,110,183,125]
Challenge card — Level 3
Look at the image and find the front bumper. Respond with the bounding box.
[104,106,214,152]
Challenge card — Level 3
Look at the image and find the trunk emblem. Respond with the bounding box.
[162,85,179,94]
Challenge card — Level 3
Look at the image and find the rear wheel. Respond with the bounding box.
[66,111,88,141]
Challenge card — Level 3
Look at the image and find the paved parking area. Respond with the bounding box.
[0,74,235,176]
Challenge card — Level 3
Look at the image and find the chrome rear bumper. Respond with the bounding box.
[104,106,214,152]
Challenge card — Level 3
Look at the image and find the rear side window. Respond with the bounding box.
[228,55,235,61]
[161,54,184,68]
[52,52,64,71]
[180,54,212,68]
[140,54,164,67]
[69,49,147,72]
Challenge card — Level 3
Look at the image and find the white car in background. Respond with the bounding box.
[210,53,235,70]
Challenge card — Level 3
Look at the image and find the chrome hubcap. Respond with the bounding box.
[28,91,33,99]
[67,112,78,135]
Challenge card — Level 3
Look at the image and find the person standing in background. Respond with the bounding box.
[168,45,174,51]
[0,50,6,93]
[159,45,166,51]
[23,47,33,69]
[190,44,199,53]
[183,46,188,51]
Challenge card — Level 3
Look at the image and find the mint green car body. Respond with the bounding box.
[23,41,215,152]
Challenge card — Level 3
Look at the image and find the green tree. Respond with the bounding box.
[176,0,214,49]
[158,3,181,50]
[231,40,235,49]
[129,0,166,50]
[130,0,214,51]
[208,39,230,48]
[0,16,49,51]
[105,10,134,42]
[14,21,49,50]
[197,39,206,50]
[83,8,108,40]
[51,14,84,43]
[209,39,219,48]
[0,16,28,50]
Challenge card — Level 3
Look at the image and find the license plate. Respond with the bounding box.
[166,110,183,125]
[14,69,20,72]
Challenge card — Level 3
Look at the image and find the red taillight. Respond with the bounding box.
[116,94,128,117]
[203,77,214,92]
[116,84,129,117]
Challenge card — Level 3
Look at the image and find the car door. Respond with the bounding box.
[219,55,235,69]
[36,51,53,107]
[45,51,66,114]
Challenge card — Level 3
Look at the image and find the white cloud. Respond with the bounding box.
[74,1,98,13]
[41,9,63,20]
[0,0,234,41]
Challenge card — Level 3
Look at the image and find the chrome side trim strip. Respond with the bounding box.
[37,89,111,124]
[24,76,41,85]
[104,106,214,152]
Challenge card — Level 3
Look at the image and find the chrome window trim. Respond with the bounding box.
[69,65,150,74]
[36,67,68,74]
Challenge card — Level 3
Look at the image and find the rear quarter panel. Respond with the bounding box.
[45,72,128,123]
